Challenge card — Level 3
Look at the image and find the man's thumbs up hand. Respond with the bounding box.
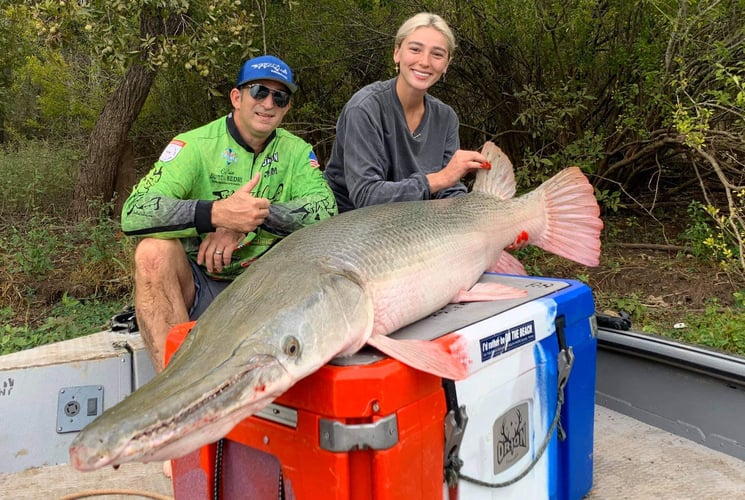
[212,173,270,233]
[236,171,261,194]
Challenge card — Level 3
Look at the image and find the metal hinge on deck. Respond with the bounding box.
[319,413,398,452]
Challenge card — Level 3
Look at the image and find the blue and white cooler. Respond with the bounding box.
[391,273,597,500]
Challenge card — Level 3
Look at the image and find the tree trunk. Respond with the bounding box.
[69,8,184,221]
[113,138,136,218]
[70,63,157,221]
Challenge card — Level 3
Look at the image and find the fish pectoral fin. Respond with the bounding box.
[365,334,468,380]
[487,251,527,275]
[453,282,528,303]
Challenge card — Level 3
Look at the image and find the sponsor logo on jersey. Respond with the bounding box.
[159,140,186,162]
[222,148,238,165]
[261,152,279,168]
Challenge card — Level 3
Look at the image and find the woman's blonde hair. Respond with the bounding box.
[394,12,456,60]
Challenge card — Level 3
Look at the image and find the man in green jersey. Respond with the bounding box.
[122,55,337,371]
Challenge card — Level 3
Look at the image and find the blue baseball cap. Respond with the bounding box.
[235,55,298,94]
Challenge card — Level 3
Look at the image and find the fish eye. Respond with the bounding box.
[283,336,301,357]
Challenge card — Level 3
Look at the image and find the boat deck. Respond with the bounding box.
[2,405,744,499]
[589,406,745,499]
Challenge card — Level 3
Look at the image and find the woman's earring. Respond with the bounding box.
[395,63,399,73]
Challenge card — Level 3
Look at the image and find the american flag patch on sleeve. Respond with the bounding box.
[308,151,320,168]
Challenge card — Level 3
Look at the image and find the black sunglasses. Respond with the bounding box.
[243,83,291,108]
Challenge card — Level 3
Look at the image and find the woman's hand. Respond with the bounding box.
[426,149,489,194]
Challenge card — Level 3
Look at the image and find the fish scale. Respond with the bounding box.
[238,196,512,336]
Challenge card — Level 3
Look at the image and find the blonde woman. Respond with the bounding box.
[324,12,488,212]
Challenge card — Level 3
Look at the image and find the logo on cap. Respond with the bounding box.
[252,62,289,80]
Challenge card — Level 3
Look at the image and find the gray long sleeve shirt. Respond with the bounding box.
[323,77,466,213]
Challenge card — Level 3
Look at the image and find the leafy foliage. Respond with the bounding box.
[0,140,81,214]
[0,2,40,141]
[32,0,257,79]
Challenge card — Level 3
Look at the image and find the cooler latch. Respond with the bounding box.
[555,315,575,441]
[319,413,398,452]
[443,405,468,487]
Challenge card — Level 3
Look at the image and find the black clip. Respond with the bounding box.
[110,307,139,333]
[596,310,632,330]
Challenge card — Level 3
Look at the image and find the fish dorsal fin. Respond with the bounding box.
[472,141,516,200]
[365,334,469,380]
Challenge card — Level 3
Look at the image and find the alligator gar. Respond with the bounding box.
[69,142,602,471]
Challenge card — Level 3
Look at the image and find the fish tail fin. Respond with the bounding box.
[529,167,604,267]
[473,142,516,200]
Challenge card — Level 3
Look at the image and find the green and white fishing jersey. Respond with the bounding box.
[122,114,337,279]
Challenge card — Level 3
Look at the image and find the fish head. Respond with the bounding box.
[236,266,372,380]
[69,264,372,471]
[69,347,291,471]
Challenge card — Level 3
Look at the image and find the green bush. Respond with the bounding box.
[0,141,81,216]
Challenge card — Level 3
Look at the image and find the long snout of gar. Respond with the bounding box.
[69,141,603,470]
[69,342,291,471]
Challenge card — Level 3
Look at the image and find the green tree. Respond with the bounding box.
[263,0,401,162]
[32,0,259,220]
[0,2,39,143]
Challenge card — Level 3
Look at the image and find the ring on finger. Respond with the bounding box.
[215,251,224,255]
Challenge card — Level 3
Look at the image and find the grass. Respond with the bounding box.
[0,141,134,355]
[1,140,744,357]
[657,299,745,354]
[0,296,129,355]
[0,210,134,355]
